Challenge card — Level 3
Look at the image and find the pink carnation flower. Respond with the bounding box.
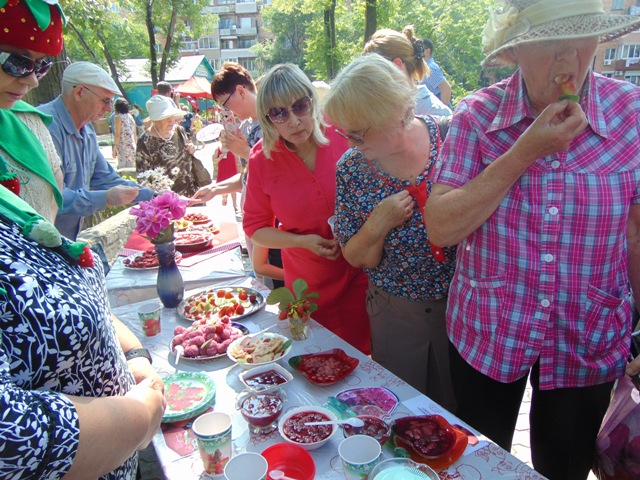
[153,191,188,220]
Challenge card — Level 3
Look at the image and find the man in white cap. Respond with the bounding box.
[39,61,154,240]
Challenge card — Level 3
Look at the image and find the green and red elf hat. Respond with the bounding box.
[0,0,66,56]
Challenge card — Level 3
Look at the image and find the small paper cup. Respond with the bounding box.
[192,412,233,476]
[339,434,381,480]
[327,215,336,236]
[137,301,162,337]
[224,452,268,480]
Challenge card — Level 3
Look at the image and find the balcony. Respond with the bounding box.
[236,2,257,13]
[220,27,257,37]
[220,47,256,58]
[206,5,231,13]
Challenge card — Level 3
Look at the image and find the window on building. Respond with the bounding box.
[604,48,617,65]
[219,17,233,29]
[221,39,234,50]
[612,0,624,9]
[625,74,640,85]
[180,37,198,51]
[237,38,256,48]
[239,17,253,28]
[199,37,219,50]
[621,44,640,59]
[601,71,615,78]
[240,59,256,71]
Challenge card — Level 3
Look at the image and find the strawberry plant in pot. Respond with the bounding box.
[266,278,319,340]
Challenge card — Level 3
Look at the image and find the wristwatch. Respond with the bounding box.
[124,348,153,364]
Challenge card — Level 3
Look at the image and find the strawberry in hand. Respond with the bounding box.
[555,75,580,102]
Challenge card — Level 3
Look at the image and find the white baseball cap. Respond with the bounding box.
[63,62,121,95]
[146,95,187,121]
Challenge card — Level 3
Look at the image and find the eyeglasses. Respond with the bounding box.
[266,96,312,124]
[220,90,235,109]
[81,85,113,106]
[0,51,52,79]
[335,127,370,146]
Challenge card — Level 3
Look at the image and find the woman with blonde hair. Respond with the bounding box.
[324,53,456,408]
[363,26,451,116]
[242,63,370,353]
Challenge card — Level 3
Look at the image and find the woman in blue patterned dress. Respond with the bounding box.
[0,184,165,479]
[324,53,456,410]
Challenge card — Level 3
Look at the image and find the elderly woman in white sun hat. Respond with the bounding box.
[136,95,202,197]
[424,0,640,478]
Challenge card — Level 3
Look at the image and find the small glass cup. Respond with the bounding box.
[288,315,309,340]
[236,390,285,435]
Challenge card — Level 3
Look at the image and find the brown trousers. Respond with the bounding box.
[366,282,456,412]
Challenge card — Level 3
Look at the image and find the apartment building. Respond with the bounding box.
[595,0,640,84]
[179,0,271,77]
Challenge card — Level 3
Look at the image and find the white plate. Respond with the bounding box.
[227,332,292,369]
[122,250,182,271]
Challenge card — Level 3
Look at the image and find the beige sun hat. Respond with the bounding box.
[482,0,640,68]
[146,95,187,121]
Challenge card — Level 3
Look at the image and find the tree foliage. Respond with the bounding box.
[257,0,509,101]
[58,0,215,95]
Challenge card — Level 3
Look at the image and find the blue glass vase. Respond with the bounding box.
[155,241,184,308]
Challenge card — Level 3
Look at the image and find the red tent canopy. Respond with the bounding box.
[174,76,213,99]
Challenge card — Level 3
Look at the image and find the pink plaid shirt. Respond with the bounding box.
[435,70,640,389]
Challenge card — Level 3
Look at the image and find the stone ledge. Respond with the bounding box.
[77,207,135,267]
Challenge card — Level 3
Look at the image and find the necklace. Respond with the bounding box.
[152,125,175,142]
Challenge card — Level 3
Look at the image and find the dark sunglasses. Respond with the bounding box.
[0,51,52,79]
[335,127,370,146]
[266,96,312,124]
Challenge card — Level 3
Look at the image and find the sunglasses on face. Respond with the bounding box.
[266,96,312,124]
[0,51,52,79]
[335,127,370,146]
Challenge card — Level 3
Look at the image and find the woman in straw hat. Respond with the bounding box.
[424,0,640,478]
[137,94,201,197]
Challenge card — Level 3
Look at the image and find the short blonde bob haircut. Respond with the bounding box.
[363,25,429,84]
[324,53,416,134]
[257,63,327,159]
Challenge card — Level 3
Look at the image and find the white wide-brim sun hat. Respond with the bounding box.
[146,95,187,121]
[482,0,640,68]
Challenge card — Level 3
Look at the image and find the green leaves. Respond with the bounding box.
[266,287,295,306]
[265,277,319,314]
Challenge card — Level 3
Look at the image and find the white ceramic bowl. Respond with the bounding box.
[278,406,338,451]
[227,332,292,369]
[239,362,294,393]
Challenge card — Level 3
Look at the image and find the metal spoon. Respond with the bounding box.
[174,345,184,372]
[304,417,364,428]
[269,469,296,480]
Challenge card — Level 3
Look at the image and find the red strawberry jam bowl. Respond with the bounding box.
[278,406,338,451]
[237,390,285,435]
[391,414,468,471]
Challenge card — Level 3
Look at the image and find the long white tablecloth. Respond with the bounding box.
[112,277,547,479]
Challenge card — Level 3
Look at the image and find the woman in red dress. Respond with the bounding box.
[213,147,239,211]
[242,64,370,354]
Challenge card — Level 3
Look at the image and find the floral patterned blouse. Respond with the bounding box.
[334,115,456,301]
[0,217,137,479]
[136,125,200,197]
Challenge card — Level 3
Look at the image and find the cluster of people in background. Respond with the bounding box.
[3,0,640,479]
